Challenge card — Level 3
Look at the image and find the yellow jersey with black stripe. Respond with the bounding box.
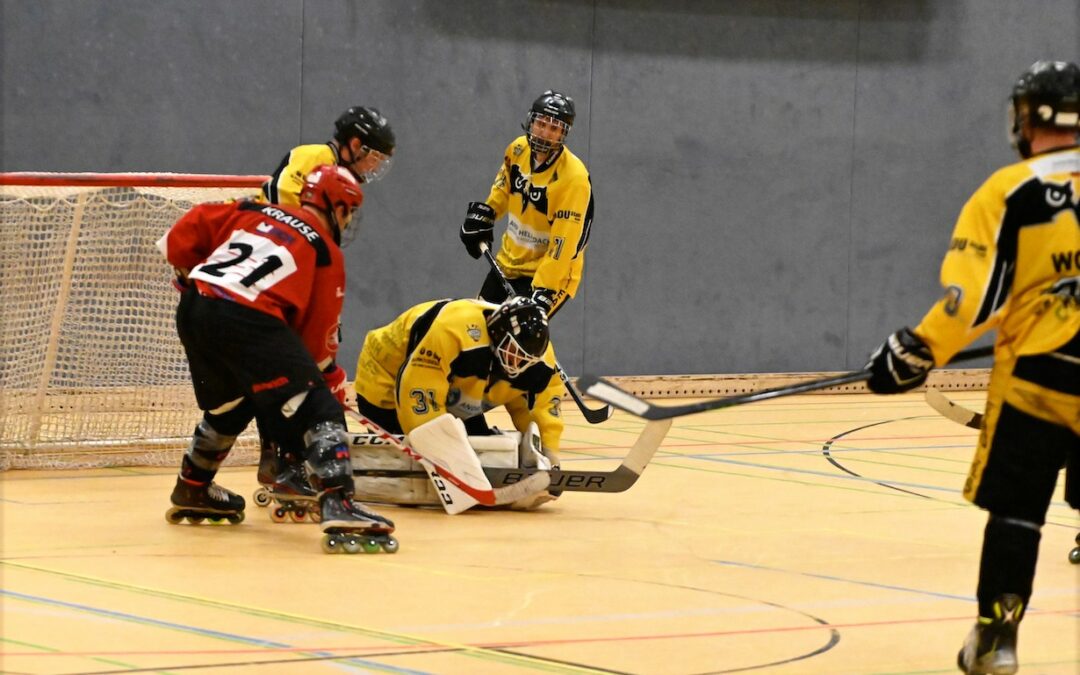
[485,136,594,298]
[915,147,1080,369]
[353,298,565,450]
[259,143,341,206]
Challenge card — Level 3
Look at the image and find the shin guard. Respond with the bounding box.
[180,418,239,484]
[303,421,353,494]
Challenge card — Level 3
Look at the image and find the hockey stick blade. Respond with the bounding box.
[344,412,550,506]
[479,243,613,424]
[924,388,983,429]
[579,345,996,421]
[484,418,672,493]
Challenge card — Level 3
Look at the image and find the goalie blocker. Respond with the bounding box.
[350,419,557,511]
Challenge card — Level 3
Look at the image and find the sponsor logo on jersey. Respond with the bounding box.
[507,219,550,250]
[508,164,548,215]
[1044,183,1071,208]
[1050,250,1080,274]
[948,237,988,257]
[410,347,442,369]
[552,209,581,223]
[1044,275,1080,307]
[467,324,482,342]
[943,285,964,316]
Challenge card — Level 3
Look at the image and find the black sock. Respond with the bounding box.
[975,515,1040,618]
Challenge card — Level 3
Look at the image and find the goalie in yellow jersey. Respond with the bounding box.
[864,61,1080,675]
[460,90,594,318]
[351,297,565,509]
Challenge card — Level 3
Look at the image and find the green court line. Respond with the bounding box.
[0,635,168,673]
[0,561,607,674]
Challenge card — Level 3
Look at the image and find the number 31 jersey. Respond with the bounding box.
[157,200,345,367]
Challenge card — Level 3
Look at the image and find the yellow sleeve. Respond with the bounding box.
[532,169,592,296]
[484,140,517,219]
[502,368,565,455]
[914,174,1007,365]
[261,144,337,207]
[394,325,461,434]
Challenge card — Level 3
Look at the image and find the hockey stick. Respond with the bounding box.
[924,388,983,429]
[577,345,995,421]
[483,418,672,493]
[344,409,550,506]
[478,243,613,424]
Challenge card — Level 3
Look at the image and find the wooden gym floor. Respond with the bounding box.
[1,390,1077,675]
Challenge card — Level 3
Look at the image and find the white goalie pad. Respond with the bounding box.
[351,420,553,510]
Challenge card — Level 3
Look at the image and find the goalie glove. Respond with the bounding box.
[866,327,935,394]
[530,288,557,317]
[322,363,349,408]
[460,201,495,259]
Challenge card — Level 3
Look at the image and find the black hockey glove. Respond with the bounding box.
[866,327,935,394]
[460,201,495,259]
[530,288,557,316]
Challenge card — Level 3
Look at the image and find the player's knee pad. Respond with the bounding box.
[284,387,344,430]
[303,420,352,494]
[186,418,240,472]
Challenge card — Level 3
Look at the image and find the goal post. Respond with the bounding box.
[1,172,268,469]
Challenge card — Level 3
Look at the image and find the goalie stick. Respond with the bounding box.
[478,243,613,424]
[347,420,673,493]
[577,345,995,421]
[344,409,550,506]
[924,387,984,429]
[483,418,672,493]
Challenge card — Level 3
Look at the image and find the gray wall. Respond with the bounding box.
[4,0,1078,376]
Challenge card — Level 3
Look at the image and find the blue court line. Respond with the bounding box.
[711,559,975,602]
[1,589,427,674]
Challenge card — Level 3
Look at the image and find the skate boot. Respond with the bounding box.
[166,477,246,525]
[252,436,279,508]
[319,492,398,554]
[956,594,1022,675]
[267,464,321,524]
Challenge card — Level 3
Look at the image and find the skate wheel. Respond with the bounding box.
[227,512,245,525]
[321,534,342,554]
[361,538,382,554]
[289,509,307,523]
[308,508,322,524]
[1069,546,1080,565]
[381,537,399,554]
[207,516,224,524]
[343,537,363,554]
[270,507,288,523]
[165,509,184,525]
[253,487,272,508]
[187,515,205,524]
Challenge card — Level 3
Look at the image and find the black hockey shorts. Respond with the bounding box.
[478,271,567,318]
[176,290,325,416]
[964,331,1080,521]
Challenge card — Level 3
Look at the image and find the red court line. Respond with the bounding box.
[4,608,1073,658]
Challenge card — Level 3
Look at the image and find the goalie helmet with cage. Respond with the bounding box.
[1008,60,1080,158]
[487,297,550,378]
[333,106,396,183]
[299,165,364,244]
[523,90,576,156]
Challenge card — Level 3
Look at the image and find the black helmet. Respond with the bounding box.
[333,106,396,156]
[530,90,576,127]
[523,90,575,156]
[487,297,550,378]
[1009,61,1080,157]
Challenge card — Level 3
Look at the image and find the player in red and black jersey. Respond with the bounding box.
[157,165,397,552]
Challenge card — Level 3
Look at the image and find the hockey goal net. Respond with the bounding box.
[1,172,268,470]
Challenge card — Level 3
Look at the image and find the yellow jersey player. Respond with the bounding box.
[460,91,594,318]
[865,60,1079,675]
[354,296,565,470]
[262,105,395,205]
